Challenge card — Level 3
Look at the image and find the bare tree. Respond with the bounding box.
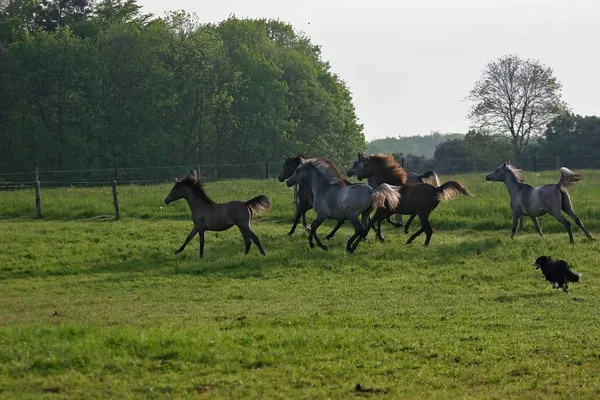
[467,54,565,156]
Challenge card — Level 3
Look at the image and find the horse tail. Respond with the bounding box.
[435,181,472,201]
[558,167,582,189]
[246,195,272,219]
[419,171,440,187]
[371,183,401,210]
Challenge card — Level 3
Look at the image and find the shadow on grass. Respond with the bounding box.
[1,234,508,282]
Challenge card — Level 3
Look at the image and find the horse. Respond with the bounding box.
[278,154,346,239]
[485,162,593,243]
[347,152,440,232]
[164,170,272,257]
[350,154,471,249]
[285,157,401,252]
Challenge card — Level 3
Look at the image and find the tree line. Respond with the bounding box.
[0,0,365,173]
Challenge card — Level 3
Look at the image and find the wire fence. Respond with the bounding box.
[1,156,598,220]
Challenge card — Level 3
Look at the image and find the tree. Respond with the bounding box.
[543,113,600,167]
[467,54,565,156]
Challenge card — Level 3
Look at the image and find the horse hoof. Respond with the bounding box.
[287,231,294,236]
[174,250,181,255]
[309,242,315,249]
[321,245,329,251]
[378,237,385,244]
[325,235,332,240]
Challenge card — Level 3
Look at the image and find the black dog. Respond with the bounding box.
[532,256,581,293]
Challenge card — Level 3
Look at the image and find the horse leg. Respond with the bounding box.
[288,198,308,235]
[361,209,371,242]
[421,213,434,246]
[403,214,417,234]
[352,209,385,251]
[510,211,521,239]
[530,217,543,237]
[309,216,328,251]
[175,226,198,254]
[248,228,266,256]
[563,205,594,240]
[325,219,345,240]
[238,226,253,254]
[548,208,574,244]
[346,215,367,253]
[198,230,205,257]
[395,213,404,227]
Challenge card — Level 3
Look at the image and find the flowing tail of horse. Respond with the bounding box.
[436,181,472,201]
[420,171,441,187]
[371,183,402,210]
[558,167,582,189]
[246,195,272,219]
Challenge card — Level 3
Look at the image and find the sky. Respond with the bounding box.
[139,0,600,141]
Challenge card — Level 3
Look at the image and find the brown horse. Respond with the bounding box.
[164,170,271,257]
[351,154,472,248]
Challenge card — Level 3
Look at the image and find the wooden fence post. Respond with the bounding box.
[112,179,120,220]
[34,165,42,218]
[293,184,298,211]
[265,162,269,179]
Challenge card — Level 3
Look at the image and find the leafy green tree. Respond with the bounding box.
[467,54,565,157]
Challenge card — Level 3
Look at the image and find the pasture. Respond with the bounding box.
[1,170,600,399]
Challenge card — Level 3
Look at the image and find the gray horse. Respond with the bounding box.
[285,157,401,252]
[347,152,440,231]
[485,162,593,243]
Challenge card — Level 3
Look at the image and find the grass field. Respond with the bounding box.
[1,170,600,399]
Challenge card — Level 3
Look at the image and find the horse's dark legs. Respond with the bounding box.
[384,214,403,228]
[309,216,328,251]
[406,210,433,245]
[530,217,543,237]
[510,211,521,239]
[375,219,385,243]
[548,209,574,244]
[325,219,346,240]
[239,225,266,255]
[351,209,388,251]
[197,230,205,257]
[288,198,311,235]
[175,226,198,254]
[403,214,418,234]
[563,208,594,240]
[346,216,367,253]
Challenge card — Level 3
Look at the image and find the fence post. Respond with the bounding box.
[34,165,42,218]
[265,162,269,179]
[533,155,537,172]
[112,179,120,220]
[293,184,298,211]
[401,157,405,168]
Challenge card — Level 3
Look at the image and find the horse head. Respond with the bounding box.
[278,154,304,182]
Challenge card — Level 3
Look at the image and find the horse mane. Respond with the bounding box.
[369,154,407,184]
[187,180,215,204]
[303,157,349,186]
[505,164,525,183]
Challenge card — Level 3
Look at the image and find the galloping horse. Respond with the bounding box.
[278,154,346,239]
[485,162,593,243]
[285,157,401,252]
[164,170,271,257]
[350,154,471,249]
[347,152,440,232]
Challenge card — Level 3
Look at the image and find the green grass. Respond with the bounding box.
[1,171,600,399]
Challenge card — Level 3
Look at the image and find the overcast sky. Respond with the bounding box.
[139,0,599,141]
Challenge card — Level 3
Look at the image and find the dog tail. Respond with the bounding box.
[567,271,582,283]
[246,195,272,219]
[435,181,472,201]
[419,171,440,187]
[558,167,582,189]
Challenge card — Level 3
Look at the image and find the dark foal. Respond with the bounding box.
[351,154,471,249]
[164,170,271,257]
[278,154,346,239]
